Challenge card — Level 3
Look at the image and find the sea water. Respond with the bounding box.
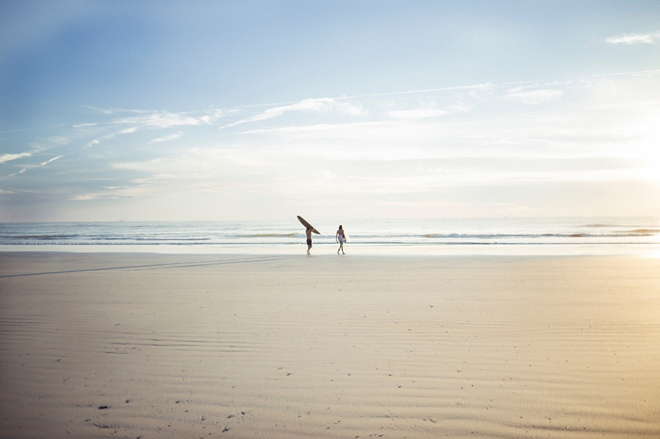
[1,217,659,256]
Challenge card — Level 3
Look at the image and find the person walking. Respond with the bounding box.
[336,225,346,255]
[306,226,313,255]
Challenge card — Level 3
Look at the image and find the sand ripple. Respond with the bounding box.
[1,253,659,438]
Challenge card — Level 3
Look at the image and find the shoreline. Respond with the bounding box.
[2,241,659,257]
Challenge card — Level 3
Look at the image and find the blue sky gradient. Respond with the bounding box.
[1,1,659,221]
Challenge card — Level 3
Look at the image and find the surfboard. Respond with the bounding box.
[297,216,320,234]
[344,234,350,243]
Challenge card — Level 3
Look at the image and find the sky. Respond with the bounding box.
[1,0,660,222]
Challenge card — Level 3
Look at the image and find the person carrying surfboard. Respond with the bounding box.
[305,226,313,254]
[336,225,346,255]
[297,216,319,255]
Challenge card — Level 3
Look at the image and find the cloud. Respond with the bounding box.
[5,72,658,220]
[503,89,563,105]
[606,32,660,45]
[40,155,63,166]
[0,151,32,163]
[148,132,183,144]
[113,112,203,132]
[338,82,495,100]
[222,98,363,129]
[48,135,75,145]
[88,106,151,115]
[92,107,226,124]
[237,120,393,138]
[86,134,115,148]
[388,108,449,120]
[199,109,228,125]
[8,168,27,177]
[79,109,229,143]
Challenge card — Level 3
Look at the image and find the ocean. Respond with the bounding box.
[1,217,659,256]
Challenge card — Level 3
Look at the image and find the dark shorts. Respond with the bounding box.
[306,239,312,247]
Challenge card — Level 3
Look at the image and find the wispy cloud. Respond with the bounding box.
[8,168,27,177]
[388,108,449,120]
[86,134,115,148]
[113,112,203,132]
[503,89,563,105]
[606,32,660,45]
[336,82,497,100]
[0,151,32,163]
[199,109,228,125]
[40,155,63,166]
[148,132,183,144]
[87,106,151,115]
[222,98,363,129]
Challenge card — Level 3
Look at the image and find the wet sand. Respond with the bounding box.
[1,252,659,438]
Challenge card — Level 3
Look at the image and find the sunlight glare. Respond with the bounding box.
[629,113,660,185]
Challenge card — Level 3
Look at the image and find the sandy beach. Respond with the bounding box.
[0,252,659,438]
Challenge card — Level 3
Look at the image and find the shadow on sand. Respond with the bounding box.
[0,255,298,278]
